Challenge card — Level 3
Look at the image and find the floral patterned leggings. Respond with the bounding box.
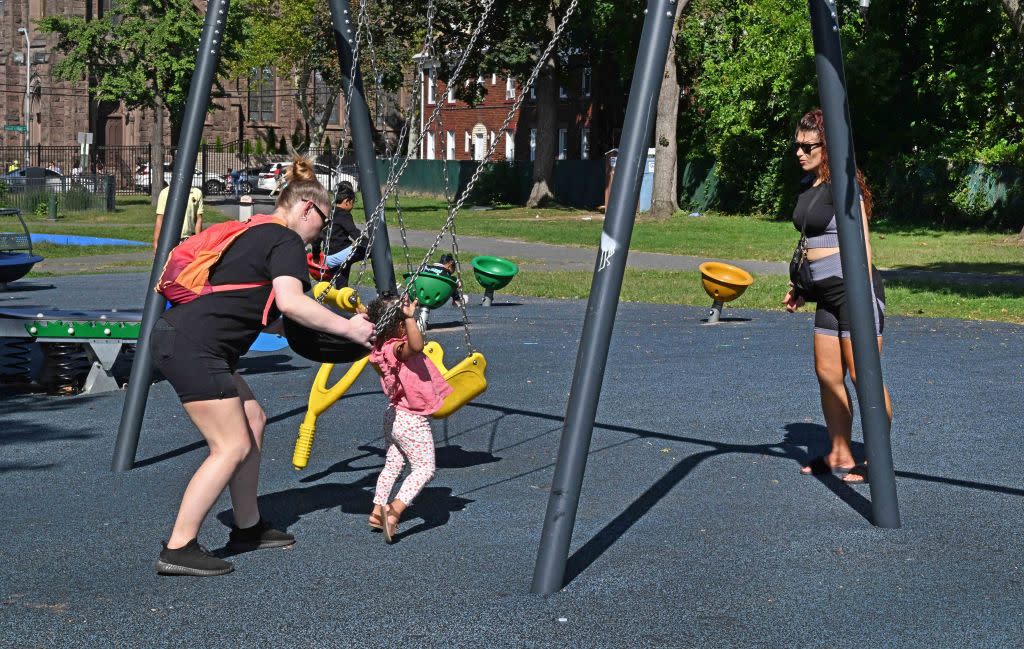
[373,407,436,506]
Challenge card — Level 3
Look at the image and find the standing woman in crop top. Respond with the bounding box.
[785,108,892,484]
[151,157,374,576]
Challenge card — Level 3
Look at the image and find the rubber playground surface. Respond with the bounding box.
[2,272,1023,648]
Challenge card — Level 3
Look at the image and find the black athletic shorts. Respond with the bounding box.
[811,269,885,338]
[151,318,240,403]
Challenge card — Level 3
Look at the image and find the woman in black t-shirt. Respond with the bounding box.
[152,157,374,577]
[785,109,892,484]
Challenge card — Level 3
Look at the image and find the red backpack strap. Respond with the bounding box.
[262,289,276,326]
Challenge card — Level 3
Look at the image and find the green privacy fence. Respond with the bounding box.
[374,159,606,209]
[678,155,1024,230]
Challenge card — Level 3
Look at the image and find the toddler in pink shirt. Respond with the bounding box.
[366,295,452,543]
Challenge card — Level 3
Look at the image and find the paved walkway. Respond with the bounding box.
[31,228,1024,289]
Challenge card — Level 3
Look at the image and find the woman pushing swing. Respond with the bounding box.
[152,157,374,576]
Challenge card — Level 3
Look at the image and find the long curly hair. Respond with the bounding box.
[366,296,404,344]
[796,108,874,218]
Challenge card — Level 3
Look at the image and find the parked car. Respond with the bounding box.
[134,163,204,193]
[0,167,63,192]
[254,161,359,194]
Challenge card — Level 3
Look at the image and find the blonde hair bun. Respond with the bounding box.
[287,155,317,183]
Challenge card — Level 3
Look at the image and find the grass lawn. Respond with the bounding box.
[354,248,1024,325]
[21,195,234,244]
[16,197,1024,324]
[368,197,1024,276]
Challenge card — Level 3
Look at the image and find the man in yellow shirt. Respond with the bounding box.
[153,183,204,250]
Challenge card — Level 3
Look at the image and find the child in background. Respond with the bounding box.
[366,296,452,544]
[424,253,463,307]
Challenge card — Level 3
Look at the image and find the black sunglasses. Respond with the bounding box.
[794,141,823,154]
[306,200,330,224]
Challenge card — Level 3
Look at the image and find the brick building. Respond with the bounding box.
[418,61,621,164]
[0,0,357,156]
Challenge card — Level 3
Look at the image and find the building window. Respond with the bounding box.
[505,77,515,100]
[559,84,567,99]
[582,68,592,97]
[446,131,455,160]
[313,72,339,125]
[248,68,276,122]
[426,69,436,105]
[580,128,590,160]
[489,131,496,150]
[530,85,536,101]
[491,73,497,85]
[505,132,515,161]
[558,128,568,160]
[425,130,435,160]
[474,131,486,161]
[447,86,455,104]
[530,129,537,161]
[464,131,471,153]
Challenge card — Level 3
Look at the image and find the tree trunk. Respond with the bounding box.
[649,0,689,219]
[1001,0,1023,36]
[150,98,164,206]
[526,12,558,208]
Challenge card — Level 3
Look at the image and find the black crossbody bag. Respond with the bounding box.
[789,186,826,299]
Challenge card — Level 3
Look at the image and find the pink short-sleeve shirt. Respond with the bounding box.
[369,336,453,415]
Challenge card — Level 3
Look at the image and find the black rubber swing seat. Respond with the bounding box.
[282,317,368,364]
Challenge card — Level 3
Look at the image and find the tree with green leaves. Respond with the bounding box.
[999,0,1023,35]
[431,0,634,207]
[39,0,244,204]
[237,0,421,155]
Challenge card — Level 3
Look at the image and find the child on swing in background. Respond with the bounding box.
[365,295,452,544]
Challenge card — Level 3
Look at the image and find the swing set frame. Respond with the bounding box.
[111,0,897,598]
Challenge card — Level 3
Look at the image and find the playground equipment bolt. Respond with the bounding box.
[104,328,112,336]
[28,326,37,335]
[67,327,75,335]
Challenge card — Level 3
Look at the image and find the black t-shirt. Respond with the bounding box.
[162,223,311,365]
[792,179,834,236]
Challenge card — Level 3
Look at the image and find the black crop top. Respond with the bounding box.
[792,180,835,236]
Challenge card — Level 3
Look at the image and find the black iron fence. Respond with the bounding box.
[0,142,359,198]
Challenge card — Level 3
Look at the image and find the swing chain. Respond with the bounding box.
[314,0,367,303]
[372,0,578,335]
[349,0,494,294]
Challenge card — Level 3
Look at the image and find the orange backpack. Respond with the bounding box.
[156,214,287,324]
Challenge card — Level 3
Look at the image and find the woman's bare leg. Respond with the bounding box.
[838,336,894,482]
[226,373,266,529]
[801,333,856,473]
[167,396,253,548]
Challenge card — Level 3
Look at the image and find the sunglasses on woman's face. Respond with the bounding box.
[794,141,823,155]
[306,200,330,225]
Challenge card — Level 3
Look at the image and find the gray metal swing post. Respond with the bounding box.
[327,0,396,295]
[530,0,678,595]
[112,0,232,472]
[807,0,900,527]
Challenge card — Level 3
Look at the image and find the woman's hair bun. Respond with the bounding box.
[287,155,317,183]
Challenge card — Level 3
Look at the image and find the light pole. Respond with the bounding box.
[17,27,30,166]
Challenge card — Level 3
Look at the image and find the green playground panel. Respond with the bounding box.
[403,271,457,309]
[471,256,519,291]
[25,319,142,340]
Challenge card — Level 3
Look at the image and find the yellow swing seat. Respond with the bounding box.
[422,341,487,419]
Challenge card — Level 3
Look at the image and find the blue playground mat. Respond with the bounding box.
[1,272,1022,648]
